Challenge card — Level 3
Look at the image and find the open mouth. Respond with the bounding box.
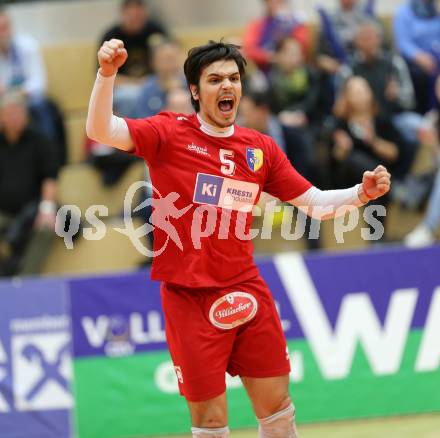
[218,97,235,114]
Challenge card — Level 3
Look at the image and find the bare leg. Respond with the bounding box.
[241,375,298,437]
[187,392,229,437]
[241,375,291,418]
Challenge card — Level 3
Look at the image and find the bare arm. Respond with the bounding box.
[86,39,134,151]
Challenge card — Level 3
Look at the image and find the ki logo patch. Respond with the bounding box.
[193,173,259,212]
[11,332,72,411]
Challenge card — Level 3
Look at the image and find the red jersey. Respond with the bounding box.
[125,112,311,287]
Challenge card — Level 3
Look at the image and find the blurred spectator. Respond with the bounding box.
[393,0,440,114]
[243,0,311,72]
[316,0,381,114]
[317,0,379,68]
[404,161,440,247]
[405,75,440,247]
[348,21,422,179]
[265,36,318,185]
[0,7,66,163]
[331,76,400,187]
[99,0,168,116]
[330,77,401,237]
[268,37,319,127]
[89,0,168,185]
[133,39,185,118]
[164,86,193,114]
[85,137,140,186]
[0,89,58,277]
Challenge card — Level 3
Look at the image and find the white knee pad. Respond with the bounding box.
[191,426,230,437]
[257,403,299,438]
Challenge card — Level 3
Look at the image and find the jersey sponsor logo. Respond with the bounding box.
[193,173,259,212]
[187,143,210,157]
[177,116,188,121]
[193,173,224,206]
[246,147,264,172]
[209,292,258,330]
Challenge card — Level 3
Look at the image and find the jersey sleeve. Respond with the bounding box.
[124,111,174,165]
[263,137,312,201]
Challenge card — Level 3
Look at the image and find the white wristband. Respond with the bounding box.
[96,70,117,81]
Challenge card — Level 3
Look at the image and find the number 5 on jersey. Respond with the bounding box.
[220,149,235,176]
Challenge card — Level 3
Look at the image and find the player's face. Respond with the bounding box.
[192,60,242,129]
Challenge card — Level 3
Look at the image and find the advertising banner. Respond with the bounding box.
[70,246,440,437]
[0,278,72,438]
[271,247,440,422]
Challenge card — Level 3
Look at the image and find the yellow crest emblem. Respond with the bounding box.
[246,148,264,172]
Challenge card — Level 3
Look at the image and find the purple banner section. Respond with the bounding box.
[70,271,166,359]
[258,260,305,339]
[70,246,440,357]
[193,173,224,205]
[0,278,72,438]
[302,245,440,331]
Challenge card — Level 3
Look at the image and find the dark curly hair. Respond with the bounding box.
[183,40,247,112]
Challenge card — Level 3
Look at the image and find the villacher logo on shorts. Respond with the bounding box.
[174,366,184,384]
[209,292,258,330]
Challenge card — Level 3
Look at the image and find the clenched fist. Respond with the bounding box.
[360,165,391,202]
[98,39,128,77]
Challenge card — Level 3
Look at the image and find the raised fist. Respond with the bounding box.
[98,39,128,77]
[361,165,391,201]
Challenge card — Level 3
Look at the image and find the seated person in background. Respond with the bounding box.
[404,158,440,247]
[331,77,400,184]
[99,0,168,116]
[267,36,319,130]
[132,39,186,118]
[348,21,422,179]
[0,90,58,277]
[243,0,311,73]
[393,0,440,114]
[85,135,140,186]
[316,0,381,114]
[405,75,440,247]
[330,77,401,236]
[0,7,65,162]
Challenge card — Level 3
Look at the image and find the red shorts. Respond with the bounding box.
[160,275,290,402]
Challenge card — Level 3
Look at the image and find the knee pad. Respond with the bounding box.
[257,403,298,438]
[191,426,230,437]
